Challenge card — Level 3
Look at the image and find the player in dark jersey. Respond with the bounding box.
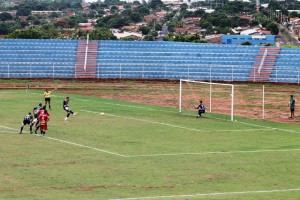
[195,100,205,118]
[20,112,33,134]
[63,97,77,121]
[32,103,43,134]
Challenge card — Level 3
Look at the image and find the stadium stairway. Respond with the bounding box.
[249,47,280,81]
[75,40,98,78]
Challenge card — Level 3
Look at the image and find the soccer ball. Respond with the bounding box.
[100,112,105,115]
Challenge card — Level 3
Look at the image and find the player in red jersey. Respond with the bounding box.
[38,106,50,117]
[34,106,49,134]
[38,113,49,138]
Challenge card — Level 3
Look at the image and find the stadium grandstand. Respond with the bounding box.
[0,39,300,83]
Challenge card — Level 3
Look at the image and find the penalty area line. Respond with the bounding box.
[0,125,127,157]
[109,188,300,200]
[46,136,127,157]
[1,125,300,158]
[80,110,272,133]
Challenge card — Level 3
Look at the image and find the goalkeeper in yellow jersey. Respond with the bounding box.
[43,88,56,110]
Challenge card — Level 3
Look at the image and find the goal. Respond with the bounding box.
[179,79,235,121]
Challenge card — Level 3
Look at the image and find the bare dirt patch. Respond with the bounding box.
[1,79,299,124]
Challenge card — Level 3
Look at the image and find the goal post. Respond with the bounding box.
[179,79,234,121]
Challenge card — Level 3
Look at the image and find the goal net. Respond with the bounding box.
[179,79,234,121]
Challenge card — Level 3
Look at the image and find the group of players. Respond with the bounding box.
[19,89,77,137]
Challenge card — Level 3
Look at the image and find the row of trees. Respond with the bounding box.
[0,0,283,41]
[5,26,116,40]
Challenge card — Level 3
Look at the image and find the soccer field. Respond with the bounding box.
[1,89,300,200]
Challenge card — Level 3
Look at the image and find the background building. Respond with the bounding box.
[222,35,275,45]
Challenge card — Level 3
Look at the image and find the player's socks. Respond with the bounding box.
[35,126,40,133]
[20,127,23,134]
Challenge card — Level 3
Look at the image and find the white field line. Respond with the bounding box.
[80,110,300,157]
[44,137,127,157]
[109,188,300,200]
[23,91,178,114]
[237,121,300,134]
[24,91,300,134]
[0,130,19,133]
[80,110,272,133]
[126,148,300,158]
[1,125,300,157]
[0,125,127,157]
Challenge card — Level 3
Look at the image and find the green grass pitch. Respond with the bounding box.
[0,89,300,200]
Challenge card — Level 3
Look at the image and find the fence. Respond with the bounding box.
[1,62,300,84]
[0,63,75,78]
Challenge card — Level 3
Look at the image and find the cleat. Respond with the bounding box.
[73,112,77,116]
[65,117,68,121]
[19,131,22,134]
[197,115,200,118]
[30,131,33,134]
[34,130,37,134]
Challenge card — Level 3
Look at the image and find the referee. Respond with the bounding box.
[43,88,56,110]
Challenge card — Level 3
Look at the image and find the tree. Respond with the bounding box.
[143,34,154,41]
[191,9,205,17]
[150,30,158,37]
[289,11,300,18]
[121,9,132,17]
[180,3,188,11]
[7,26,59,39]
[89,27,117,40]
[139,26,151,35]
[133,1,141,5]
[66,14,88,28]
[266,22,279,35]
[268,0,281,10]
[0,23,10,34]
[167,22,175,32]
[249,20,259,27]
[135,5,150,15]
[130,13,142,23]
[97,9,105,17]
[0,12,13,21]
[16,8,31,16]
[148,0,163,10]
[7,28,44,39]
[241,41,252,45]
[110,5,119,14]
[108,17,128,28]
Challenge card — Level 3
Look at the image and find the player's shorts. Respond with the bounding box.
[34,114,39,118]
[32,118,39,124]
[22,120,31,126]
[45,98,51,102]
[40,124,47,130]
[64,107,70,112]
[291,108,295,112]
